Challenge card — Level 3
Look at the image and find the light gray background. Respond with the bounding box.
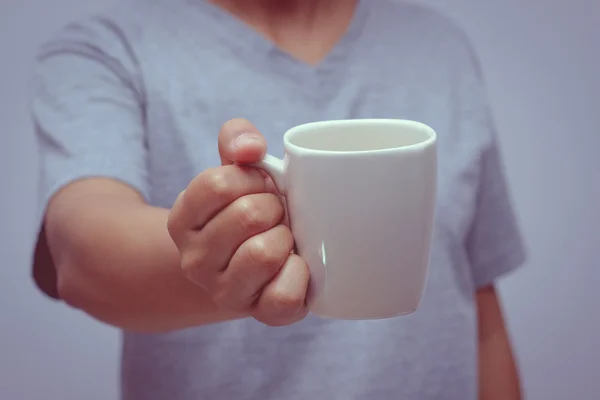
[1,0,598,399]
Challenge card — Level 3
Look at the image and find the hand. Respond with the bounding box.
[167,118,310,327]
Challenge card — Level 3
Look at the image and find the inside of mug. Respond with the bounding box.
[286,119,435,152]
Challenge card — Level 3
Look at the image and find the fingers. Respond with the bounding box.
[218,118,267,165]
[167,118,308,327]
[168,165,267,238]
[252,253,310,327]
[213,224,295,311]
[179,193,285,287]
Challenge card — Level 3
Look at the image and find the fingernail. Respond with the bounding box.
[233,132,260,148]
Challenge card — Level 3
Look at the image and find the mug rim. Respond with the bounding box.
[283,119,437,156]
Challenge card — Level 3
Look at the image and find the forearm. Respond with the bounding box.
[45,192,243,332]
[477,285,522,400]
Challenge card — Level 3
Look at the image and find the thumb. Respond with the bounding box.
[218,118,267,165]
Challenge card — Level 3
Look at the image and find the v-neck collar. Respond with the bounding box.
[192,0,370,77]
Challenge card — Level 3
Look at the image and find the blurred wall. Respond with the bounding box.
[1,0,598,399]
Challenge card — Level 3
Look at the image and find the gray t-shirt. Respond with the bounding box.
[32,0,527,399]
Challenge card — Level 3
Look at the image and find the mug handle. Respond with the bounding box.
[247,154,287,195]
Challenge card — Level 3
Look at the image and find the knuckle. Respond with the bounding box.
[235,196,269,231]
[166,191,187,242]
[180,249,209,284]
[267,289,304,316]
[246,235,282,271]
[166,212,180,241]
[203,170,236,201]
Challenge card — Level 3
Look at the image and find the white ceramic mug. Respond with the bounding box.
[252,119,437,320]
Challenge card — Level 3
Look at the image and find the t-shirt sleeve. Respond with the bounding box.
[466,135,527,289]
[32,17,150,215]
[454,32,527,289]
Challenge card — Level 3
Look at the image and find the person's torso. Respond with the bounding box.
[98,1,488,398]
